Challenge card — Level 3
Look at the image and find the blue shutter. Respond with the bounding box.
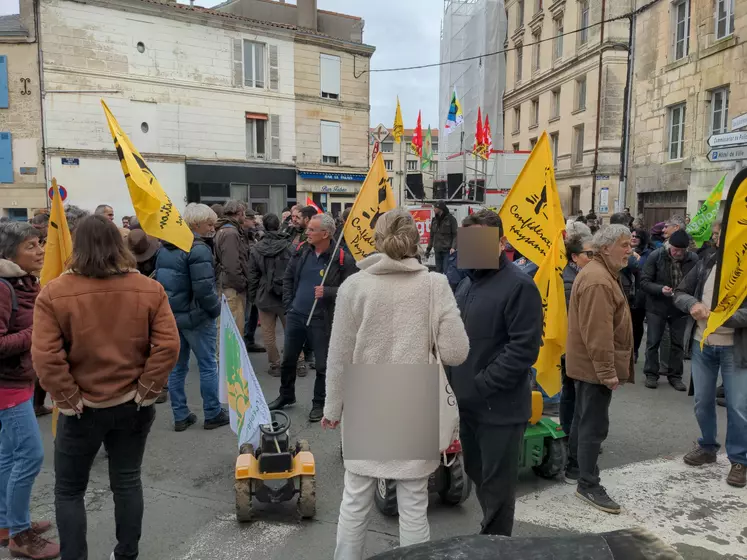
[0,56,8,109]
[0,132,13,183]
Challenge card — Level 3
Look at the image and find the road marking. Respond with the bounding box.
[515,457,747,556]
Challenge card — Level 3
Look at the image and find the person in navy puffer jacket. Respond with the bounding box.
[155,203,229,432]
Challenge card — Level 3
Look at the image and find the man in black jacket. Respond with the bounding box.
[640,230,698,391]
[267,213,357,421]
[449,210,543,537]
[425,201,458,273]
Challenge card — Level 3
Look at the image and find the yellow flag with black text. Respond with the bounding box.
[702,169,747,345]
[532,230,567,397]
[40,179,73,287]
[499,131,565,267]
[101,100,193,252]
[393,97,404,144]
[343,153,396,260]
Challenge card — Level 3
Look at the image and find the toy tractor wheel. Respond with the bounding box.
[374,479,398,517]
[235,479,254,522]
[532,437,567,479]
[298,475,316,519]
[239,442,254,456]
[439,454,472,506]
[296,439,310,453]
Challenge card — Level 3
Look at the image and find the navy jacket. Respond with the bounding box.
[448,252,544,425]
[155,235,221,331]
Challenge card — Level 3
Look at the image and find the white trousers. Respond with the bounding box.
[334,470,430,560]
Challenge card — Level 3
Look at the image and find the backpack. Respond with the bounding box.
[0,278,18,329]
[266,246,293,297]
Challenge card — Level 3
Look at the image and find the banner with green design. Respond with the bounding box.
[687,175,726,248]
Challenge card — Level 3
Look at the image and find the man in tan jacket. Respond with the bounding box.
[566,224,635,515]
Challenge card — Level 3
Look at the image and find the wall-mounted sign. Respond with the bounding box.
[48,185,68,201]
[599,187,609,214]
[298,171,366,182]
[61,157,79,166]
[19,167,37,175]
[321,185,354,193]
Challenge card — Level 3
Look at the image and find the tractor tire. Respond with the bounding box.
[374,479,398,517]
[239,443,254,456]
[532,437,568,479]
[296,439,310,454]
[439,454,472,506]
[298,475,316,519]
[235,479,254,523]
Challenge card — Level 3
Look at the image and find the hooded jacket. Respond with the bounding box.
[0,259,40,388]
[426,202,458,253]
[324,254,469,479]
[155,234,221,331]
[213,217,250,292]
[562,263,579,308]
[247,231,292,311]
[640,245,698,317]
[448,252,544,426]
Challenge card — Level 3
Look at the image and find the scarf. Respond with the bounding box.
[668,251,683,289]
[568,261,581,274]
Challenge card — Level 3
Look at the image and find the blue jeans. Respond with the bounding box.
[0,397,44,535]
[691,344,747,465]
[168,320,222,423]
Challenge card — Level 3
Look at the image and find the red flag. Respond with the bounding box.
[306,197,322,213]
[484,114,493,156]
[473,107,484,155]
[410,111,423,158]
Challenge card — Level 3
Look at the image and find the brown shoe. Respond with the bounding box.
[34,406,52,418]
[727,463,746,488]
[8,528,59,559]
[268,365,281,378]
[0,521,53,546]
[155,389,168,404]
[297,363,308,377]
[683,445,717,466]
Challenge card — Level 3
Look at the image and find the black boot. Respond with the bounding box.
[669,377,686,392]
[268,396,296,411]
[645,375,658,389]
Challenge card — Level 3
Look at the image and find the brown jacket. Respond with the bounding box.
[566,255,635,385]
[32,271,179,414]
[213,218,250,292]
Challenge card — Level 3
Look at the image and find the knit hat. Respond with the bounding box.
[651,222,666,236]
[669,229,690,249]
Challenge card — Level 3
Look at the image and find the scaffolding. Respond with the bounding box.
[438,0,507,192]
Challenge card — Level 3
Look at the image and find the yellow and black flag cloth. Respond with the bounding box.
[343,153,397,260]
[101,100,193,252]
[702,168,747,345]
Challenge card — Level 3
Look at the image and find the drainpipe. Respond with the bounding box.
[33,0,51,207]
[618,11,636,214]
[590,0,606,214]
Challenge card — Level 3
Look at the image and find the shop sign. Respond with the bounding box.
[298,171,366,182]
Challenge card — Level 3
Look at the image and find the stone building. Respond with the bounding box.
[504,0,632,218]
[0,3,46,219]
[37,0,373,218]
[628,0,744,225]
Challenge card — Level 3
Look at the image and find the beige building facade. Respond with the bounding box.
[628,0,745,225]
[0,4,47,220]
[504,0,632,218]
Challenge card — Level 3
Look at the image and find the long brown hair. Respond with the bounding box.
[68,215,136,278]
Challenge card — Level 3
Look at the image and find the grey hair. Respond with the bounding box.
[666,214,686,229]
[64,205,90,232]
[566,221,592,238]
[223,200,246,217]
[311,212,336,235]
[94,204,112,215]
[592,224,632,251]
[183,203,218,230]
[0,222,41,259]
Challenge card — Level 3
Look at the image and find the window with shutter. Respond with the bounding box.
[270,114,280,160]
[269,45,279,91]
[321,121,340,164]
[320,54,341,99]
[0,132,13,183]
[245,114,267,159]
[0,56,8,109]
[232,39,243,88]
[243,41,266,88]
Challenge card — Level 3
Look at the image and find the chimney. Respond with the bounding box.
[297,0,317,31]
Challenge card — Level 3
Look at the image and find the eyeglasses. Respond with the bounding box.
[575,250,594,258]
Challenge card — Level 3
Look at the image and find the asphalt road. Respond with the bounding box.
[13,324,747,560]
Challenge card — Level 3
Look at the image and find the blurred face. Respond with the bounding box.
[306,217,329,246]
[13,235,45,274]
[244,216,257,230]
[630,231,641,248]
[122,217,130,228]
[435,207,443,216]
[282,211,291,221]
[291,210,302,227]
[663,222,679,239]
[193,219,215,237]
[668,246,686,261]
[603,235,632,270]
[711,223,721,243]
[102,207,114,222]
[572,242,594,269]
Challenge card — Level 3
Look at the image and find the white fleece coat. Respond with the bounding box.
[323,254,470,480]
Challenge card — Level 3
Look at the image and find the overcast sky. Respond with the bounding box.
[0,0,442,129]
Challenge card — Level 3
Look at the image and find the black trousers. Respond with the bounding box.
[568,381,612,489]
[33,379,47,409]
[631,307,646,359]
[55,402,155,560]
[280,312,329,406]
[559,356,575,436]
[644,312,687,379]
[434,250,450,273]
[459,417,524,536]
[243,303,259,344]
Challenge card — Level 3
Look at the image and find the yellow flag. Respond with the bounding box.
[101,100,193,252]
[393,97,404,144]
[702,170,747,344]
[343,153,396,260]
[532,230,567,397]
[499,131,565,266]
[40,179,73,287]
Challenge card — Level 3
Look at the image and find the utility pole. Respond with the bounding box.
[619,10,636,214]
[590,0,607,213]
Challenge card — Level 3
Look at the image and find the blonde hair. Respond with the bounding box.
[374,209,420,260]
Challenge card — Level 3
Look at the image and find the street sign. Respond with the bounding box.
[372,123,389,143]
[707,131,747,148]
[48,185,67,201]
[732,113,747,131]
[707,147,747,162]
[599,187,609,214]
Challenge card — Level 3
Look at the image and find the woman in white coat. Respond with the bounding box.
[322,209,470,559]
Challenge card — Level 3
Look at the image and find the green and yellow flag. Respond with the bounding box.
[422,126,433,170]
[101,100,193,252]
[687,175,725,248]
[702,169,747,345]
[343,153,396,260]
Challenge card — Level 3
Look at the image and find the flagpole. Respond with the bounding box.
[306,215,348,327]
